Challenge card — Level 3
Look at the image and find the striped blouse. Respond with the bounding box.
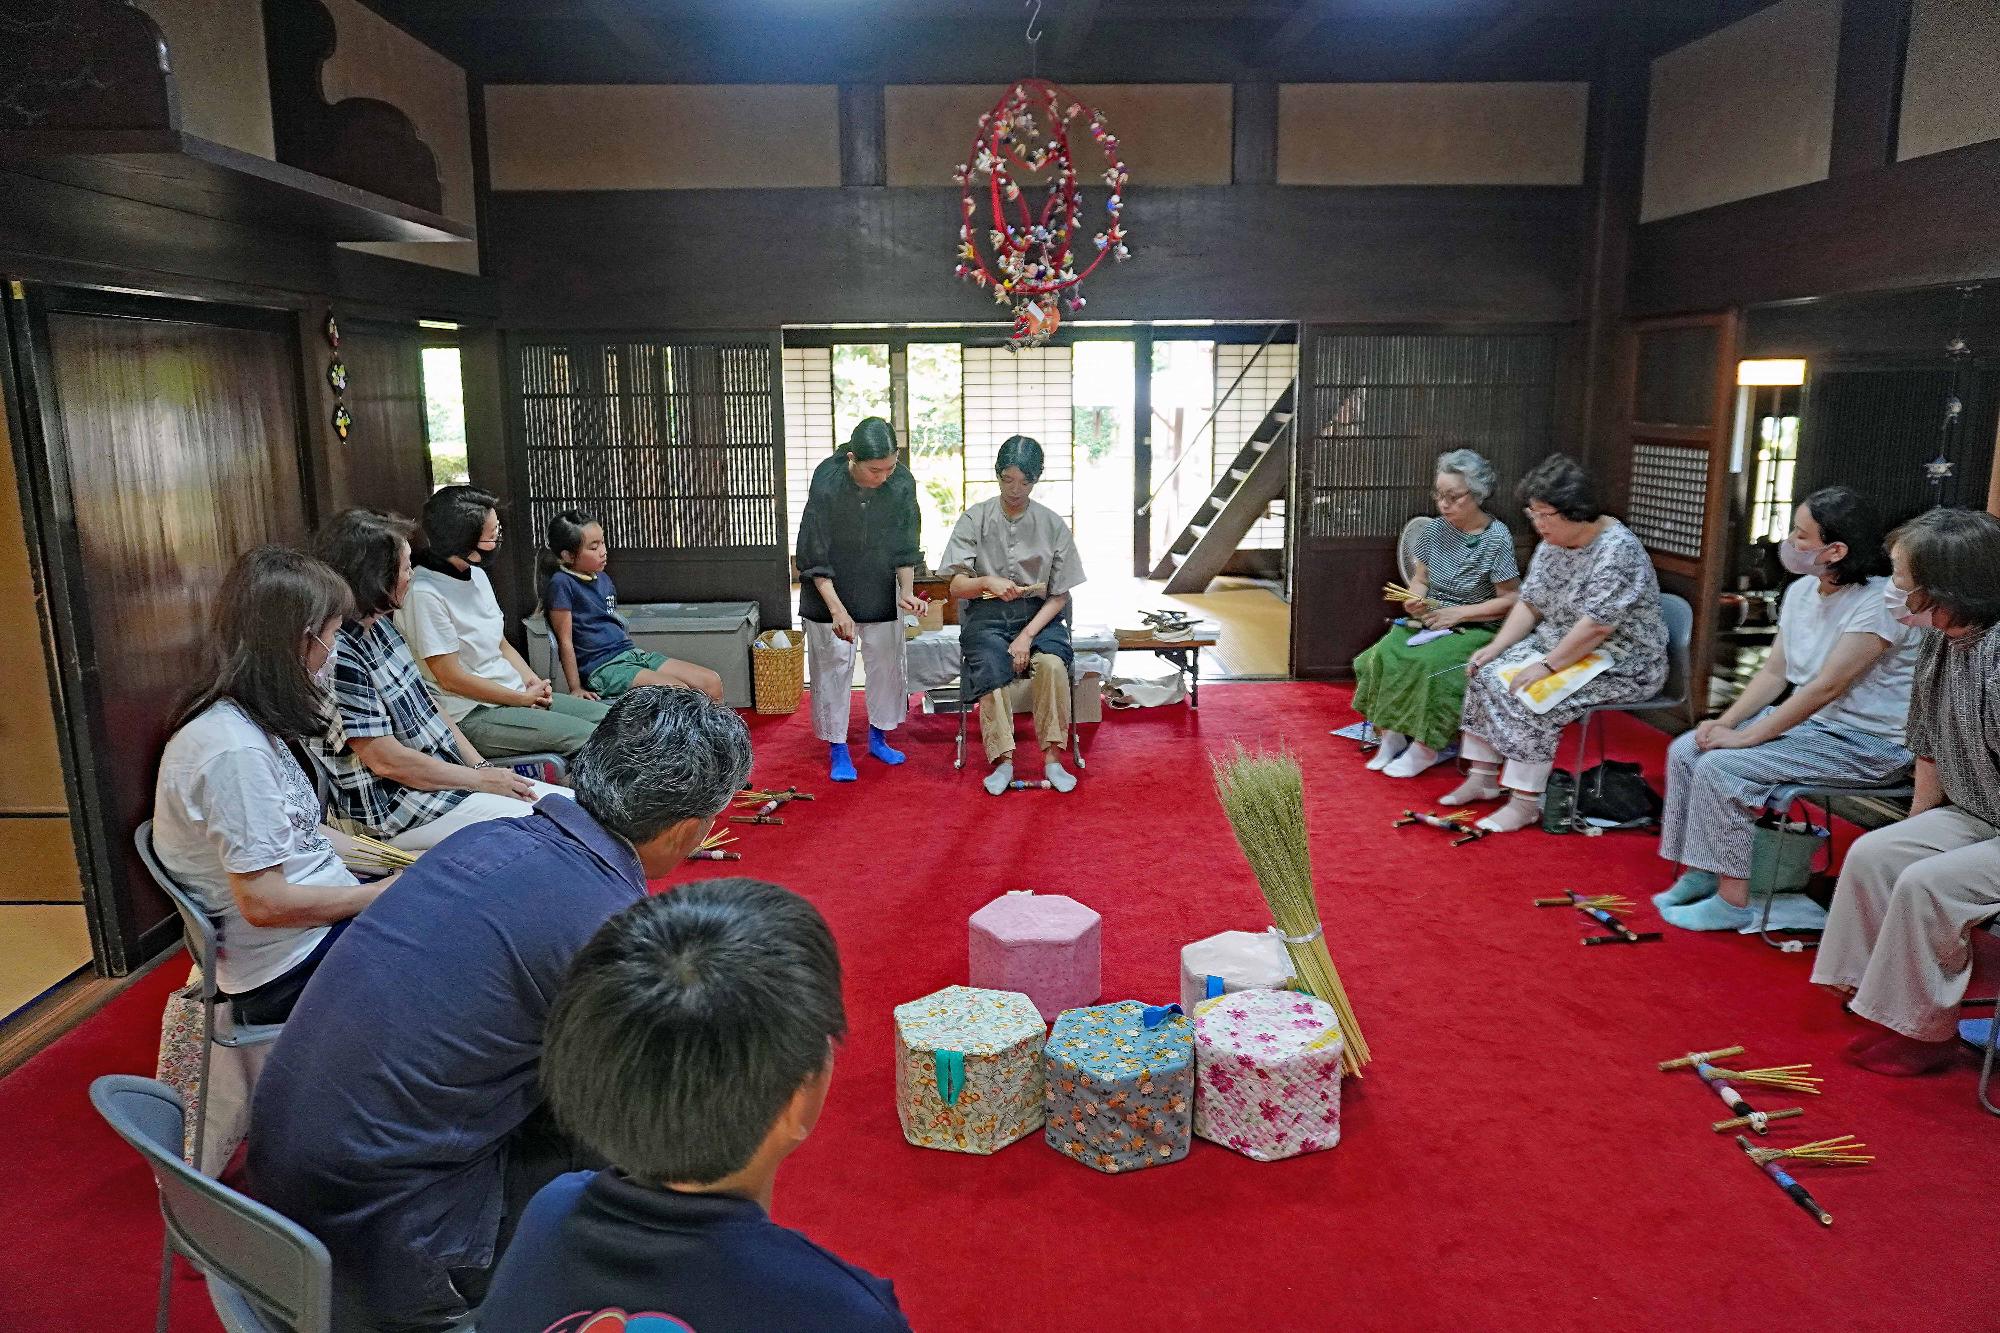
[1415,515,1520,610]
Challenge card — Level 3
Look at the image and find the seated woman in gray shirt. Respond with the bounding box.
[939,436,1087,796]
[153,547,394,1028]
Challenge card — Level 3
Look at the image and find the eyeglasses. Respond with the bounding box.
[1433,489,1470,504]
[1523,507,1560,522]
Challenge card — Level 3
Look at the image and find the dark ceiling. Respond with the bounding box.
[357,0,1782,87]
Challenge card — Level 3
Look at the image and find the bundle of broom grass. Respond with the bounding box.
[1211,744,1371,1076]
[335,832,417,878]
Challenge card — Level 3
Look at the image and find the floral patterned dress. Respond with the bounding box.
[1460,518,1668,763]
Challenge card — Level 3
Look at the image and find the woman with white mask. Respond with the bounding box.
[1812,507,2000,1076]
[1656,487,1920,932]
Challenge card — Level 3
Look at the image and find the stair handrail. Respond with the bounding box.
[1138,324,1286,517]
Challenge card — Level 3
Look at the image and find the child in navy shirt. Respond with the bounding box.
[538,509,724,702]
[478,880,910,1333]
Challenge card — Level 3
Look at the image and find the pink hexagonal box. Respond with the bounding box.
[967,890,1101,1022]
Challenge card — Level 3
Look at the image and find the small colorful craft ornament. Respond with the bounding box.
[324,311,340,349]
[326,359,347,393]
[331,403,353,441]
[952,77,1132,348]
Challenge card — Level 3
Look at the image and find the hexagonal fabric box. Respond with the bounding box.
[1177,927,1296,1016]
[1043,1001,1194,1174]
[968,890,1101,1022]
[1193,988,1344,1162]
[893,985,1047,1155]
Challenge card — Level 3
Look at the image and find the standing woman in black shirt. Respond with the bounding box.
[795,417,924,782]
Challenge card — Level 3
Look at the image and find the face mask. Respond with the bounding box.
[309,630,338,690]
[1884,581,1938,630]
[1777,538,1830,577]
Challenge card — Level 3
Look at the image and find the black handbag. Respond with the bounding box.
[1541,760,1661,834]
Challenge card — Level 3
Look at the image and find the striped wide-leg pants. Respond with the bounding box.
[1657,710,1911,880]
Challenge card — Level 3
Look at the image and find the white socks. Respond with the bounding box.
[1440,766,1502,806]
[1046,761,1077,793]
[1382,742,1440,778]
[1475,792,1543,833]
[1365,731,1409,771]
[984,760,1014,796]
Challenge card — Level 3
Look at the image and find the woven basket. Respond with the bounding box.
[752,629,805,715]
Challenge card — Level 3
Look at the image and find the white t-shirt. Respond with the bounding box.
[151,700,357,994]
[397,564,523,722]
[1778,574,1920,744]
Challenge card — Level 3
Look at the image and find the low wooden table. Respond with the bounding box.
[1114,634,1220,708]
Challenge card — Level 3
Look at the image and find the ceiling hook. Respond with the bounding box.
[1025,0,1045,46]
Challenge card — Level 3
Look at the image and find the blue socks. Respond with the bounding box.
[1651,868,1719,911]
[868,726,905,766]
[1660,895,1755,933]
[829,743,857,782]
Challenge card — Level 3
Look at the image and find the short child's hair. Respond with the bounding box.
[543,880,847,1184]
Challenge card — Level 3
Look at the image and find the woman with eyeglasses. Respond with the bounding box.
[1812,507,2000,1076]
[1352,449,1522,778]
[1446,454,1669,834]
[152,547,390,1026]
[398,485,609,760]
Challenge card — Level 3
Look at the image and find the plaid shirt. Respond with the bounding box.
[313,618,469,838]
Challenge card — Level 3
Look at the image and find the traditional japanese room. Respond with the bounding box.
[2,1,1998,1330]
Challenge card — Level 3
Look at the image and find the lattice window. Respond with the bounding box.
[518,339,780,555]
[963,346,1075,521]
[782,346,834,559]
[1627,441,1709,560]
[1304,333,1555,541]
[1215,342,1296,549]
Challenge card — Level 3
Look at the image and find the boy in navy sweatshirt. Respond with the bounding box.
[479,880,910,1333]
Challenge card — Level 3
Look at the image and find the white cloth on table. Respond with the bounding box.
[1774,575,1920,744]
[805,618,909,744]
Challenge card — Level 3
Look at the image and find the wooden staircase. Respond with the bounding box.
[1152,383,1294,593]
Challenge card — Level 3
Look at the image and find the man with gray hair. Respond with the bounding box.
[248,687,752,1333]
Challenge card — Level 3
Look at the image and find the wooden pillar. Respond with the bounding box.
[1132,328,1153,578]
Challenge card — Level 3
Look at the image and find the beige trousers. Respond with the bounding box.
[1457,731,1554,794]
[1811,805,2000,1041]
[979,653,1071,763]
[386,780,566,852]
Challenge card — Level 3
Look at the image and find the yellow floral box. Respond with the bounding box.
[893,985,1048,1155]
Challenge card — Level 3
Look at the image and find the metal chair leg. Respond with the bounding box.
[1072,726,1086,771]
[954,689,967,771]
[155,1232,173,1333]
[1981,1006,2000,1117]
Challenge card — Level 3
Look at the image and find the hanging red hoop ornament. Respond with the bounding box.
[952,78,1130,349]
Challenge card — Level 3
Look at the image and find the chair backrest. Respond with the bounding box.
[134,821,221,1004]
[1658,593,1695,705]
[90,1075,333,1333]
[1397,516,1429,585]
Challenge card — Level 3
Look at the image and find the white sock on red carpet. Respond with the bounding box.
[1365,730,1408,771]
[1474,792,1542,833]
[1440,766,1501,805]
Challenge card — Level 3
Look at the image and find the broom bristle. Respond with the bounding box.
[1211,744,1372,1073]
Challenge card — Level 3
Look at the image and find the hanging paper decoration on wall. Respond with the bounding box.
[327,359,347,393]
[952,78,1131,349]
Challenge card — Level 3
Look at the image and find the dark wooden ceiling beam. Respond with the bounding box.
[581,0,680,66]
[1257,0,1337,67]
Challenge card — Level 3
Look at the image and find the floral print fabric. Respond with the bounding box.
[1193,988,1344,1162]
[1044,1001,1194,1174]
[894,985,1047,1155]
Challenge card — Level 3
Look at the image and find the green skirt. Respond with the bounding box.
[1351,623,1496,751]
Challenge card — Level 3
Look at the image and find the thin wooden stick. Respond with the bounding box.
[1660,1045,1745,1071]
[1713,1107,1804,1133]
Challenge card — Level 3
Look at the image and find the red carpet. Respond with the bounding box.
[3,682,1996,1332]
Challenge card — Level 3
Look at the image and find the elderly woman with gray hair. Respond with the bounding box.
[1352,449,1522,778]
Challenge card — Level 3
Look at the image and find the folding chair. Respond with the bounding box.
[1752,780,1915,948]
[948,676,1086,773]
[1567,593,1694,784]
[90,1074,334,1333]
[134,822,286,1176]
